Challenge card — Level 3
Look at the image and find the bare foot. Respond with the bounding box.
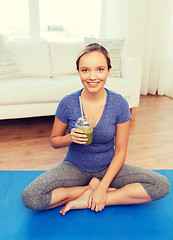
[60,188,93,216]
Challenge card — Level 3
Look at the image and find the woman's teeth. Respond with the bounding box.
[88,82,99,86]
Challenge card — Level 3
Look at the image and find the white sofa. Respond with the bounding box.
[0,42,142,120]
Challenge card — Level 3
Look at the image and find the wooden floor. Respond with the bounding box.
[0,94,173,170]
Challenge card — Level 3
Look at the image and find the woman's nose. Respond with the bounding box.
[89,71,96,80]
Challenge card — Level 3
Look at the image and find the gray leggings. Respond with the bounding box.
[22,160,170,210]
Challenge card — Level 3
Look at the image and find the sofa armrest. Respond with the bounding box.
[121,56,142,107]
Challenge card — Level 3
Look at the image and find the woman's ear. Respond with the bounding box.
[108,69,111,76]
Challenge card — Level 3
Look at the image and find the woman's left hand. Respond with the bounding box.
[88,187,107,212]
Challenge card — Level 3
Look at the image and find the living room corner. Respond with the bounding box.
[0,1,173,240]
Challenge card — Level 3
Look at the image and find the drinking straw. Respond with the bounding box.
[79,96,84,119]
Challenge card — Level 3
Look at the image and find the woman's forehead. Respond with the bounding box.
[79,51,107,65]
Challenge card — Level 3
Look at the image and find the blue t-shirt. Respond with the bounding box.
[55,88,131,172]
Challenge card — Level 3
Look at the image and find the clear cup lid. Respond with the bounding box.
[75,116,95,128]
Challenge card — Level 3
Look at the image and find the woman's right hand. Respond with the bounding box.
[70,128,88,144]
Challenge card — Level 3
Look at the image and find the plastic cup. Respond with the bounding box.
[75,116,95,145]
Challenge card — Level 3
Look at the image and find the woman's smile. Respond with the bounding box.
[78,51,110,94]
[87,81,100,87]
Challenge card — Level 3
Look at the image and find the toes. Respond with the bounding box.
[59,206,66,215]
[60,202,71,216]
[59,208,64,215]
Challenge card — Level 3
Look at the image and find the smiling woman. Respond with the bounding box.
[77,50,110,94]
[76,44,111,94]
[21,42,170,216]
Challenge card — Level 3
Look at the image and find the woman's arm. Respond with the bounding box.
[89,120,131,211]
[50,117,88,149]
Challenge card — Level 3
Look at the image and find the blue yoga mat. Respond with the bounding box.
[0,170,172,240]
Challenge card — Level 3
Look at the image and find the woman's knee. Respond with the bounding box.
[21,186,51,211]
[158,175,171,198]
[146,174,171,201]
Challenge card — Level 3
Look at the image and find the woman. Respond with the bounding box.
[22,43,170,216]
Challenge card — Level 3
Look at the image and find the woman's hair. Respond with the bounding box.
[76,43,112,71]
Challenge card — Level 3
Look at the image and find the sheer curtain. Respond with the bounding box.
[100,0,173,97]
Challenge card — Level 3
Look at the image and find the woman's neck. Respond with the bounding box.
[81,88,107,102]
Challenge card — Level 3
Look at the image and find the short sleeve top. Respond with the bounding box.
[55,88,131,172]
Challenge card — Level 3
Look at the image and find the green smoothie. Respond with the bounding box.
[79,126,93,145]
[76,116,94,145]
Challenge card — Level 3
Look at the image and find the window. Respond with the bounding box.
[0,0,102,42]
[39,0,102,42]
[0,0,29,41]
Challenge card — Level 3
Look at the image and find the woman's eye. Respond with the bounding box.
[98,68,104,72]
[82,69,88,73]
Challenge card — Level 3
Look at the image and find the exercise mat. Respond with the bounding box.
[0,170,172,240]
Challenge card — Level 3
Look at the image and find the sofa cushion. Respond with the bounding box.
[0,77,59,105]
[7,42,51,77]
[85,38,125,78]
[105,77,131,96]
[0,35,21,80]
[52,75,131,99]
[0,76,83,105]
[0,75,131,106]
[49,42,85,77]
[52,75,84,99]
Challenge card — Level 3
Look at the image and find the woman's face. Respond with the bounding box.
[78,51,110,94]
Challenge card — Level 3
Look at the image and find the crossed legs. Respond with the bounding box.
[22,161,170,214]
[53,178,152,216]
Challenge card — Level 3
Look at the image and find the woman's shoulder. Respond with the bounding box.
[55,89,82,119]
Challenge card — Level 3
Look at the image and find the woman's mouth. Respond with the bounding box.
[87,82,99,87]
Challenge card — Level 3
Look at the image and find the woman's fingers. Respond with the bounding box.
[92,203,105,212]
[70,128,88,144]
[90,199,105,212]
